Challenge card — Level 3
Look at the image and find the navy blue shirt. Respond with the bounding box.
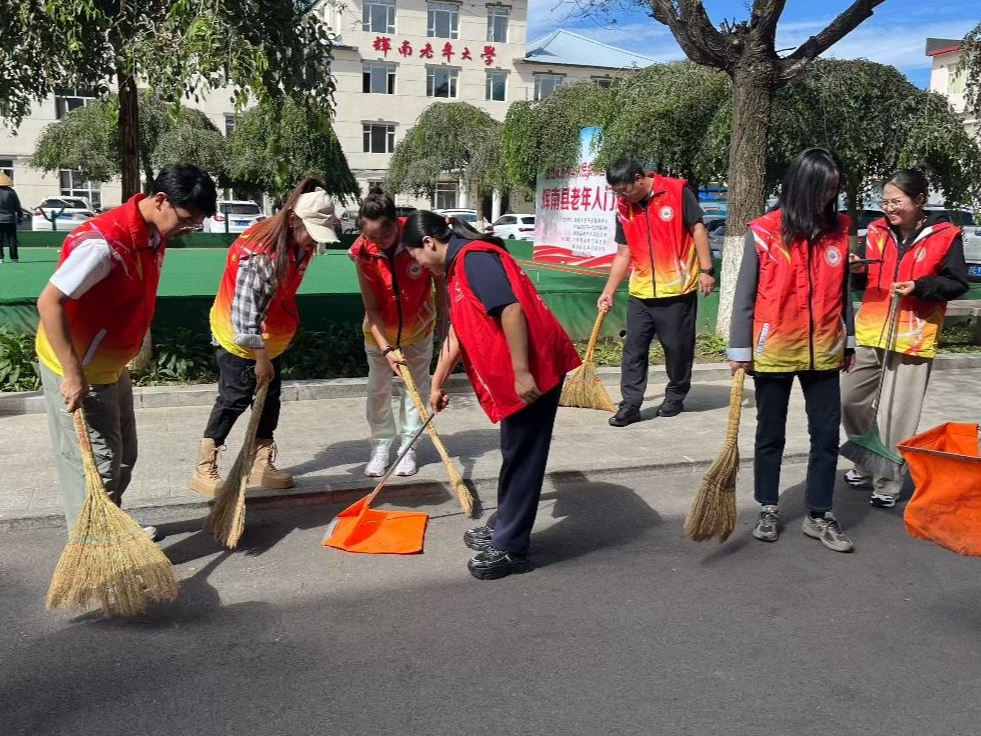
[447,236,517,317]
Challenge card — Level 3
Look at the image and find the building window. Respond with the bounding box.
[363,124,396,153]
[486,70,507,101]
[363,63,397,94]
[487,5,508,43]
[427,67,459,98]
[433,181,458,210]
[0,158,13,184]
[534,74,563,101]
[224,114,237,138]
[592,76,613,89]
[363,0,396,34]
[55,88,95,120]
[368,180,385,191]
[59,171,101,209]
[319,0,344,40]
[428,2,459,39]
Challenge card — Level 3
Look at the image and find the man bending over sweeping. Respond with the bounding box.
[36,165,218,539]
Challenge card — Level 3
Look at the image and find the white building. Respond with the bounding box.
[0,2,656,216]
[926,37,979,141]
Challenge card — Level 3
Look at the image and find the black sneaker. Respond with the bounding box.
[463,525,493,551]
[468,547,530,580]
[844,469,873,490]
[609,405,641,427]
[752,505,780,542]
[656,399,684,417]
[870,493,898,509]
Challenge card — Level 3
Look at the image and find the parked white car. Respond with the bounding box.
[487,213,535,240]
[435,208,479,227]
[204,200,264,234]
[929,208,981,283]
[31,196,96,232]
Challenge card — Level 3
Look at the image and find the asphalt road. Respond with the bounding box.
[1,464,979,736]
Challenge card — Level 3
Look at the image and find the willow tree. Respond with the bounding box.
[647,0,889,334]
[387,102,504,204]
[1,1,335,198]
[31,92,229,189]
[958,22,981,128]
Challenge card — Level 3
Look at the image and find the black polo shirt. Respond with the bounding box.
[446,236,517,317]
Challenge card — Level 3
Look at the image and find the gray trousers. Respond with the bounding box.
[840,346,932,497]
[40,363,138,530]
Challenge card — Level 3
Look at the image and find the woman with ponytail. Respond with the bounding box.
[190,178,339,497]
[402,211,581,580]
[350,188,439,478]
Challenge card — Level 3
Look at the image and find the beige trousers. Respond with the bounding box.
[840,346,932,497]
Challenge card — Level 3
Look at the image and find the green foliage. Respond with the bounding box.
[501,101,538,191]
[577,332,729,367]
[132,328,218,386]
[0,327,41,393]
[31,92,228,185]
[280,326,369,379]
[386,102,503,198]
[228,98,360,201]
[959,22,981,126]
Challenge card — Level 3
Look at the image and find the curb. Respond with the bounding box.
[0,451,812,532]
[3,355,979,417]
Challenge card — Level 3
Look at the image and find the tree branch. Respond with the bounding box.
[648,0,728,68]
[751,0,788,42]
[778,0,888,82]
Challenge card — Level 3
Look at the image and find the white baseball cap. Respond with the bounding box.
[294,188,339,243]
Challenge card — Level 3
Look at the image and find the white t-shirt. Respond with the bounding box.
[49,233,161,299]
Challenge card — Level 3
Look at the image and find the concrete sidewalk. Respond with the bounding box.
[1,364,978,529]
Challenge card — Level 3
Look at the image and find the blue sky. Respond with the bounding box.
[526,0,980,88]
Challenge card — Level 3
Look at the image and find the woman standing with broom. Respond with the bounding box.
[728,147,856,553]
[189,179,339,496]
[841,169,968,509]
[350,188,439,478]
[402,211,581,580]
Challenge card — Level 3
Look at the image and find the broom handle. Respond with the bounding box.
[72,408,102,483]
[583,306,609,363]
[870,293,902,415]
[396,357,454,465]
[725,368,746,443]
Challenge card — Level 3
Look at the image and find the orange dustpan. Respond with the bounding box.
[324,415,433,554]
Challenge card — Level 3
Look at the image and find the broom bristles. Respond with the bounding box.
[397,357,475,517]
[560,307,617,412]
[46,410,178,617]
[684,369,745,543]
[206,384,269,549]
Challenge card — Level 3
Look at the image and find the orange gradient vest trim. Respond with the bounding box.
[616,174,697,299]
[349,217,436,348]
[748,209,851,373]
[856,219,960,358]
[210,226,312,359]
[447,241,581,423]
[36,194,163,384]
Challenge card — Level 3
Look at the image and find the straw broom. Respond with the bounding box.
[684,368,745,542]
[206,383,269,549]
[560,306,616,412]
[46,409,179,617]
[395,351,474,517]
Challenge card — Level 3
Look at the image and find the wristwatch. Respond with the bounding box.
[699,266,716,276]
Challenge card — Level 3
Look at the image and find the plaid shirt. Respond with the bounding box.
[230,253,276,349]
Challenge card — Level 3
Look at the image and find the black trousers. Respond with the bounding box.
[753,369,841,513]
[620,292,697,409]
[0,222,18,260]
[488,382,562,554]
[203,347,283,446]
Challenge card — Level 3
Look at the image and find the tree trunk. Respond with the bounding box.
[117,69,141,199]
[717,61,776,338]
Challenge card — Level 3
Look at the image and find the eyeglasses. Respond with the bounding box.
[878,197,911,210]
[169,201,201,229]
[611,183,635,196]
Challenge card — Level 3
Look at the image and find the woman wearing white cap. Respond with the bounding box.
[190,178,339,496]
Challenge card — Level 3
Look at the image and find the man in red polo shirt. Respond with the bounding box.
[598,157,715,427]
[36,164,217,537]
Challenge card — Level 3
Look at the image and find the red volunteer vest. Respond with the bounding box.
[616,174,698,299]
[748,209,850,372]
[210,225,312,359]
[447,241,581,423]
[856,219,960,358]
[349,217,436,348]
[35,194,163,384]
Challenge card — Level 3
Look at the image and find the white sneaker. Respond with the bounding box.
[365,448,389,477]
[844,468,872,490]
[142,526,161,542]
[395,448,418,476]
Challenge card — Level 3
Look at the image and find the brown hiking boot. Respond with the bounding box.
[190,438,225,498]
[249,439,294,489]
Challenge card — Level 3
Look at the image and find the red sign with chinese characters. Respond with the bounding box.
[369,37,496,65]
